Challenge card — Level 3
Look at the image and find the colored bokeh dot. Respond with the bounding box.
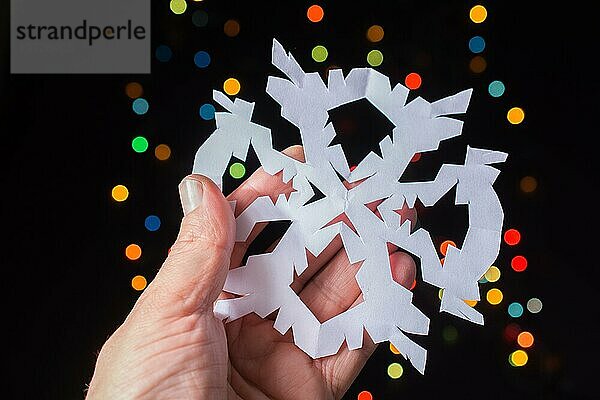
[469,36,486,53]
[132,98,149,115]
[224,19,240,37]
[504,228,521,245]
[486,288,503,305]
[469,55,487,73]
[484,265,501,282]
[469,5,488,23]
[357,391,373,400]
[440,240,456,256]
[520,176,538,193]
[192,10,208,27]
[464,299,477,307]
[144,215,161,232]
[230,162,246,179]
[131,136,149,153]
[155,45,172,62]
[507,107,525,124]
[527,297,543,313]
[510,350,528,367]
[478,275,488,283]
[389,343,400,354]
[125,244,142,261]
[125,82,143,99]
[405,72,422,90]
[508,302,524,318]
[155,144,171,161]
[223,78,241,95]
[312,45,328,62]
[111,185,129,202]
[307,5,324,23]
[488,80,505,97]
[438,288,444,300]
[511,255,528,272]
[517,331,534,348]
[131,275,147,291]
[411,152,421,162]
[170,0,187,15]
[504,323,521,342]
[367,50,383,66]
[199,103,216,120]
[194,50,211,68]
[366,25,384,42]
[387,363,403,379]
[442,325,458,343]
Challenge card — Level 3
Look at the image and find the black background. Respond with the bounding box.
[1,1,597,399]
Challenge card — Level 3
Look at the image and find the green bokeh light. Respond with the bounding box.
[229,162,246,179]
[132,136,149,153]
[367,50,383,66]
[311,45,328,62]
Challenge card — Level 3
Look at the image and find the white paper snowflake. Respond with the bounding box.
[192,39,507,373]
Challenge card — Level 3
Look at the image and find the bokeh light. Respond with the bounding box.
[442,325,458,343]
[170,0,187,15]
[199,103,216,120]
[439,240,456,256]
[405,72,422,90]
[469,5,488,23]
[486,288,503,305]
[389,343,400,354]
[125,244,142,261]
[155,45,173,62]
[224,19,240,37]
[125,82,143,99]
[517,331,534,348]
[367,50,383,66]
[468,36,486,53]
[366,25,384,42]
[484,265,501,282]
[132,98,149,115]
[464,299,478,307]
[230,162,246,179]
[507,107,525,124]
[387,363,403,379]
[131,275,147,291]
[469,55,487,73]
[312,45,328,62]
[194,51,211,68]
[155,144,172,161]
[510,350,528,367]
[144,215,161,232]
[527,297,543,314]
[411,152,421,162]
[111,185,129,202]
[307,5,324,23]
[488,80,505,97]
[438,288,444,300]
[131,136,149,153]
[504,228,521,245]
[224,78,241,95]
[357,391,373,400]
[503,323,521,342]
[520,176,538,193]
[511,255,528,272]
[508,302,524,318]
[192,10,209,27]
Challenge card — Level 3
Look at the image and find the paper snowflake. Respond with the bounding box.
[192,39,507,373]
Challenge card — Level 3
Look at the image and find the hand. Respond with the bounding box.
[86,146,417,400]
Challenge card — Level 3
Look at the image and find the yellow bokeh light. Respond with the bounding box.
[366,25,384,42]
[510,349,528,366]
[486,288,503,305]
[223,78,241,96]
[464,299,478,307]
[389,343,400,354]
[387,362,403,379]
[507,107,525,124]
[170,0,187,15]
[131,275,147,291]
[469,5,488,23]
[111,185,129,202]
[485,265,501,282]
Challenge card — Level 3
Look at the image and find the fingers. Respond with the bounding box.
[228,145,305,268]
[135,175,236,318]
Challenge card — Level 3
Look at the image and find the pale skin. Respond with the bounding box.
[87,146,417,400]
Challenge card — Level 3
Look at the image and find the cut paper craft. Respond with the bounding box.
[191,39,507,373]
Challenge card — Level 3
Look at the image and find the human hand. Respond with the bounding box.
[86,146,417,399]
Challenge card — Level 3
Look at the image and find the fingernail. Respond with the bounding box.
[179,177,204,216]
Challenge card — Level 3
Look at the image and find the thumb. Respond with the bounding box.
[143,175,235,317]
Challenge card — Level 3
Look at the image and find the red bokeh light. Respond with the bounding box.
[504,228,521,245]
[511,255,528,272]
